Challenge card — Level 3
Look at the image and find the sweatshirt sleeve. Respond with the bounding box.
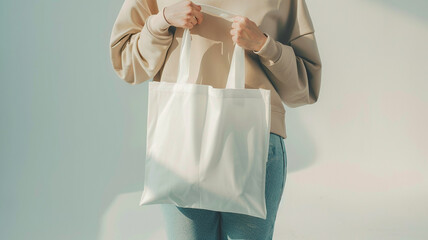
[109,0,174,85]
[253,0,322,108]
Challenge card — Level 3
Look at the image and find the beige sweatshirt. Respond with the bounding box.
[109,0,322,139]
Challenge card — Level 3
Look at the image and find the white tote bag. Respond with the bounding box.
[139,4,271,219]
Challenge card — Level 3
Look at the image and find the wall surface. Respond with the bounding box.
[1,0,427,239]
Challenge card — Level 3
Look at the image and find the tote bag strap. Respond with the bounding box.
[177,4,245,89]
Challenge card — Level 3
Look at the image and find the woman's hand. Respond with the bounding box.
[163,1,204,29]
[230,16,267,52]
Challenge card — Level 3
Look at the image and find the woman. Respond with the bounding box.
[109,0,321,239]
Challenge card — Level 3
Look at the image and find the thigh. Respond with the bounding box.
[220,133,287,240]
[161,204,221,240]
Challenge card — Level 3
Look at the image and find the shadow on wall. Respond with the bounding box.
[98,192,167,240]
[283,110,318,172]
[367,0,428,21]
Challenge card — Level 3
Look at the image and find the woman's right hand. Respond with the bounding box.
[163,1,204,29]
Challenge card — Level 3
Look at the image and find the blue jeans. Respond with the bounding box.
[161,133,288,240]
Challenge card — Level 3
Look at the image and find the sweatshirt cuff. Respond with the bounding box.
[145,7,172,38]
[253,33,282,64]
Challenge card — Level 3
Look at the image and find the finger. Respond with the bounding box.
[232,15,241,23]
[189,15,197,26]
[230,28,236,36]
[231,34,238,44]
[192,9,204,24]
[184,15,197,28]
[189,1,202,11]
[184,24,192,29]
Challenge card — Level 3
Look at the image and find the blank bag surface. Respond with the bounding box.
[139,3,271,219]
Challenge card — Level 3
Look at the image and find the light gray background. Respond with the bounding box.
[1,0,427,239]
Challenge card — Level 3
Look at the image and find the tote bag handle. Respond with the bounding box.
[177,4,245,89]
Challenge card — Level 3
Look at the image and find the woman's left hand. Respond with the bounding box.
[230,16,267,52]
